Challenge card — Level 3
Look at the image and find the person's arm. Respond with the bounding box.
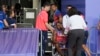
[43,12,54,32]
[14,24,17,28]
[52,30,57,44]
[2,12,9,27]
[3,19,9,27]
[62,15,68,28]
[11,23,17,28]
[45,23,54,33]
[81,17,87,30]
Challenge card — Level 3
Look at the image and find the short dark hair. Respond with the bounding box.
[66,5,73,8]
[67,7,78,16]
[51,3,58,7]
[42,2,50,7]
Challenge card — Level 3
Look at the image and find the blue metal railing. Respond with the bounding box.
[88,27,100,56]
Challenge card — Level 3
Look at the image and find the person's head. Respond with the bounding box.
[67,7,78,17]
[11,5,15,10]
[2,4,7,12]
[51,4,58,11]
[56,22,63,30]
[9,11,15,18]
[42,2,50,12]
[66,5,73,11]
[15,3,21,10]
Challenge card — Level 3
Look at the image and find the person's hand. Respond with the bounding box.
[85,27,88,31]
[52,40,57,44]
[51,28,55,33]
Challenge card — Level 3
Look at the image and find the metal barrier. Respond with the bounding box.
[17,23,33,28]
[40,31,43,56]
[23,8,37,27]
[0,28,39,56]
[39,31,53,56]
[88,27,100,56]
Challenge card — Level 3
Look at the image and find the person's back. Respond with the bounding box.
[67,7,87,56]
[69,15,86,30]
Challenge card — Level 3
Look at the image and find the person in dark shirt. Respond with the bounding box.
[51,4,62,23]
[6,11,17,28]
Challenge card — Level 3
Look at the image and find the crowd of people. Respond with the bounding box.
[0,4,18,29]
[35,2,91,56]
[0,2,91,56]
